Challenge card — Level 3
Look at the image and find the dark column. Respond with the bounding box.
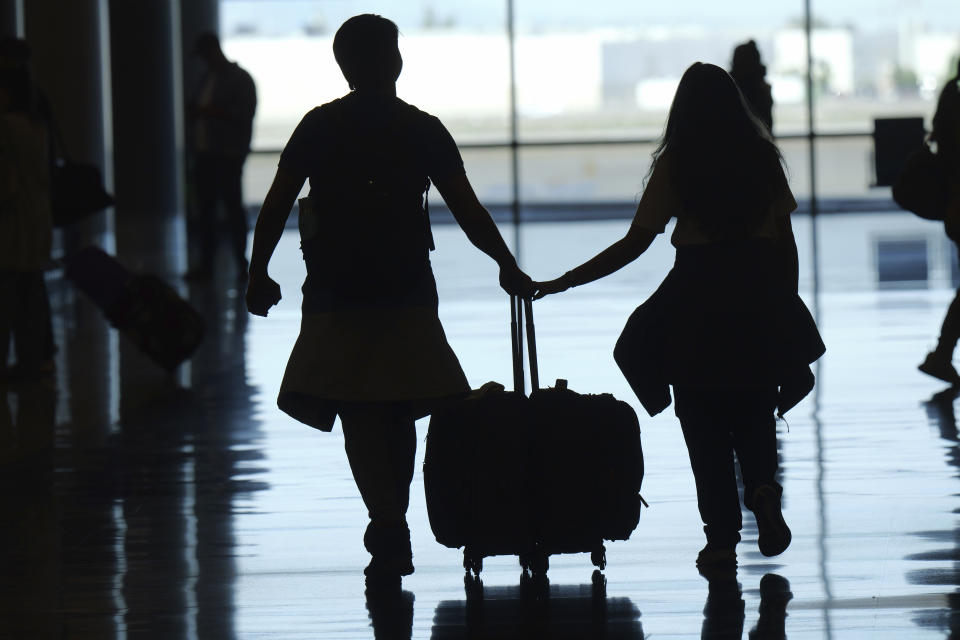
[109,0,184,268]
[25,0,108,171]
[0,0,20,38]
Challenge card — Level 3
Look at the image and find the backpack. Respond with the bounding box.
[299,99,435,303]
[892,144,949,221]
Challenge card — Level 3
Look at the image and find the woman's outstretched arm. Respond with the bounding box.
[246,168,305,316]
[533,224,657,299]
[433,172,533,297]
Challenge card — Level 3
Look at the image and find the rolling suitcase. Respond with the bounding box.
[63,246,205,371]
[424,296,645,579]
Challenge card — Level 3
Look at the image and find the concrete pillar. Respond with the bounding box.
[25,0,108,171]
[109,0,183,223]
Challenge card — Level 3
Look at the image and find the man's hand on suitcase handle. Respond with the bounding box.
[499,261,535,298]
[245,272,282,317]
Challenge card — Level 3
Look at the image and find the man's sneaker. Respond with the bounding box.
[364,555,414,583]
[696,544,737,569]
[919,351,960,385]
[363,523,414,582]
[752,485,792,557]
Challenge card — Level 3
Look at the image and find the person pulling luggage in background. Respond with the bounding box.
[919,60,960,384]
[534,63,824,570]
[244,14,532,588]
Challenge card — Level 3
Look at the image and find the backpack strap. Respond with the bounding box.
[423,179,435,251]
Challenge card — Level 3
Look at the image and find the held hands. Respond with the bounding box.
[532,274,572,300]
[245,271,282,317]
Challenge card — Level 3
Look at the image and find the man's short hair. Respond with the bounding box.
[332,14,400,88]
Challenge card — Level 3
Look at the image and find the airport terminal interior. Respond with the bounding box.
[3,1,960,638]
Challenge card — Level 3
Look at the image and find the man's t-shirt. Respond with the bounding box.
[279,92,465,187]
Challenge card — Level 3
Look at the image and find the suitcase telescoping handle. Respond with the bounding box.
[510,296,539,395]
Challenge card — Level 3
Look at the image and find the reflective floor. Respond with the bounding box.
[4,216,960,638]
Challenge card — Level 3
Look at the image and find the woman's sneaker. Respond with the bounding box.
[752,485,792,557]
[919,351,960,385]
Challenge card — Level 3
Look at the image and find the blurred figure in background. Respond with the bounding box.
[730,40,773,133]
[919,60,960,384]
[0,64,53,382]
[184,31,257,281]
[0,37,56,371]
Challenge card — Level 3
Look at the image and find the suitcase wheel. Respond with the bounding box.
[463,549,483,577]
[520,566,549,597]
[464,572,483,599]
[591,545,607,570]
[591,570,607,598]
[522,550,548,577]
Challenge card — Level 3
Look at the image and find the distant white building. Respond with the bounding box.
[773,28,855,97]
[906,29,960,96]
[224,31,604,146]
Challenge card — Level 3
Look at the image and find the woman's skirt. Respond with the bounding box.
[615,238,825,417]
[278,305,470,431]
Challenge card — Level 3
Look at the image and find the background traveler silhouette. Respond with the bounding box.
[534,62,824,570]
[244,14,532,586]
[0,64,54,382]
[184,32,257,281]
[919,60,960,384]
[0,37,56,376]
[730,40,773,133]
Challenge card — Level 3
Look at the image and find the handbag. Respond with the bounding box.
[51,159,114,227]
[892,145,949,220]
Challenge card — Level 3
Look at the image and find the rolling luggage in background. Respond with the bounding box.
[424,296,645,580]
[63,246,205,371]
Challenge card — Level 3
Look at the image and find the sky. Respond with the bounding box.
[221,0,960,36]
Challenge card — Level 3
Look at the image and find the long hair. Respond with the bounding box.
[646,62,784,239]
[931,66,960,163]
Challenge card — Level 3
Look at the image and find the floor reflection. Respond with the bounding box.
[0,265,268,638]
[697,570,791,640]
[367,586,416,640]
[430,573,644,639]
[910,387,960,635]
[13,218,960,636]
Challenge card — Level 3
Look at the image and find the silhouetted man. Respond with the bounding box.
[185,32,257,281]
[244,14,532,586]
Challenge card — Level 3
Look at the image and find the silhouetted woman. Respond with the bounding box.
[919,61,960,384]
[730,40,773,133]
[245,15,531,586]
[535,63,824,569]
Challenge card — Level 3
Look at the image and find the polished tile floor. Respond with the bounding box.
[3,217,960,639]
